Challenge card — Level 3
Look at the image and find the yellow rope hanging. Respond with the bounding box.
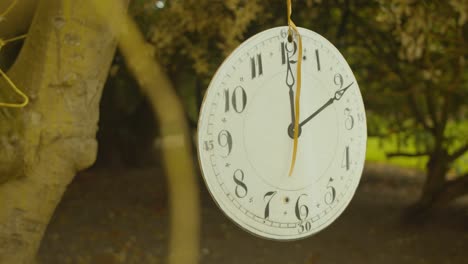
[0,0,29,108]
[287,0,303,176]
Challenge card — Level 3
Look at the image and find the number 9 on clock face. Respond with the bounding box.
[197,27,367,240]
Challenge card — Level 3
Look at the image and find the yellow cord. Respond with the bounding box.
[287,0,303,177]
[0,0,29,108]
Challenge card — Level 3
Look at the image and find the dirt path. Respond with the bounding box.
[38,164,468,264]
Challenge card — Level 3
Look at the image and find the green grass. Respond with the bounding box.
[366,137,468,177]
[366,137,427,170]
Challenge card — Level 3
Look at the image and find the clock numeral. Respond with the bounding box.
[251,53,263,79]
[224,86,247,113]
[224,89,229,112]
[263,191,277,219]
[204,140,214,151]
[325,178,336,205]
[344,108,354,130]
[298,221,312,234]
[315,49,321,71]
[295,194,309,221]
[342,146,350,171]
[218,130,233,157]
[282,43,321,72]
[281,41,298,65]
[334,73,344,89]
[233,169,248,198]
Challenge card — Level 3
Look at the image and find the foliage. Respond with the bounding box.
[125,0,467,206]
[341,0,468,186]
[141,0,264,77]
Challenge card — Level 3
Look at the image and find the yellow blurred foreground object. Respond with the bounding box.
[91,1,201,264]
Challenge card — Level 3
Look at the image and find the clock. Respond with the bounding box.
[197,26,367,240]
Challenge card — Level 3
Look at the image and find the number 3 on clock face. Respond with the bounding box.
[197,27,367,240]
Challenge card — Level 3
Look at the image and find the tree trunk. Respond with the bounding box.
[0,1,117,263]
[418,151,447,205]
[407,145,468,216]
[416,146,451,211]
[432,174,468,205]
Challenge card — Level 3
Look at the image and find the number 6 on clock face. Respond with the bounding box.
[197,27,367,240]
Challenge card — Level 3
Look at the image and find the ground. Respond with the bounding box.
[37,163,468,264]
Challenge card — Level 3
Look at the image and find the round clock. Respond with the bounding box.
[197,26,367,240]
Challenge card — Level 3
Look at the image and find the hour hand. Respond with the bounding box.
[298,82,354,128]
[334,82,354,101]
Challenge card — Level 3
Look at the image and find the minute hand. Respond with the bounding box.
[299,82,354,128]
[286,48,296,126]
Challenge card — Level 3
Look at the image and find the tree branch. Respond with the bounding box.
[449,143,468,162]
[0,0,119,262]
[407,90,434,133]
[386,151,430,158]
[424,85,439,130]
[439,91,451,133]
[336,0,350,40]
[440,49,463,134]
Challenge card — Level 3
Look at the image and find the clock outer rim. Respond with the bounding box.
[196,26,368,241]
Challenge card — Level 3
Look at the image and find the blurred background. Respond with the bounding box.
[2,0,466,263]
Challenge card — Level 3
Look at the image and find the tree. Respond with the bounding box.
[136,0,468,211]
[343,0,468,210]
[0,1,117,262]
[131,0,266,127]
[0,0,200,263]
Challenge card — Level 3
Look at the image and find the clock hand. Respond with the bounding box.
[285,42,305,139]
[285,45,296,127]
[298,82,354,128]
[333,81,354,101]
[289,89,295,126]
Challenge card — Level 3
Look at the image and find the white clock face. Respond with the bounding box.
[197,27,367,240]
